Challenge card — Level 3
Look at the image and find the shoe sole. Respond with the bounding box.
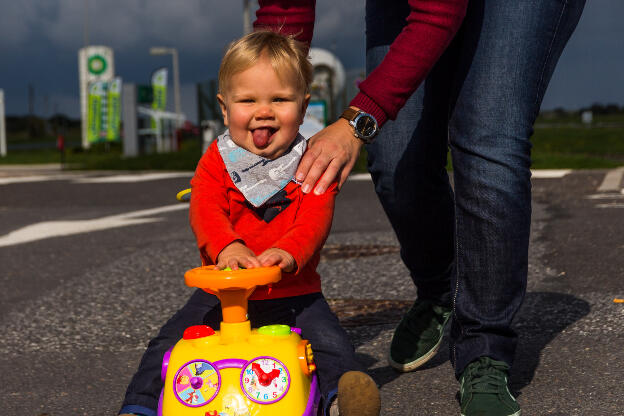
[387,331,444,372]
[388,311,451,372]
[461,411,521,416]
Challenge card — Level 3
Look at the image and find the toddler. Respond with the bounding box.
[119,31,380,416]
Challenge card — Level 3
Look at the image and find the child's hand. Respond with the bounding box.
[258,248,296,273]
[217,241,261,270]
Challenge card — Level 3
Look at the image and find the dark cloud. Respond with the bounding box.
[541,0,624,109]
[0,0,620,120]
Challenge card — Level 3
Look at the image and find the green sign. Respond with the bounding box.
[106,77,122,141]
[137,85,154,104]
[151,67,168,111]
[87,78,122,143]
[151,67,168,130]
[87,81,105,143]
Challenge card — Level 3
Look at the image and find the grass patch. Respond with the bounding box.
[530,126,624,168]
[0,139,203,171]
[2,124,623,171]
[68,140,203,171]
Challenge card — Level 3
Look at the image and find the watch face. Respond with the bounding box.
[354,114,377,139]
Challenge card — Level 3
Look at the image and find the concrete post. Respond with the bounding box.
[122,83,139,157]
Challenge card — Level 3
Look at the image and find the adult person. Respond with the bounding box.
[255,0,586,415]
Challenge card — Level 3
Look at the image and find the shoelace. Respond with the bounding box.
[463,359,509,394]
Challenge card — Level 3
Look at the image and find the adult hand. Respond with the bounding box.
[216,241,261,270]
[295,114,363,195]
[257,248,296,273]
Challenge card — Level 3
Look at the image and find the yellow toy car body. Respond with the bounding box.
[158,266,319,416]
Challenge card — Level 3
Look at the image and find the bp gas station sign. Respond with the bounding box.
[87,54,108,76]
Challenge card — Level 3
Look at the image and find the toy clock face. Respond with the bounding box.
[241,356,290,404]
[173,360,221,407]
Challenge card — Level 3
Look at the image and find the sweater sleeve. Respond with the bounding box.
[350,0,468,126]
[254,0,316,48]
[189,146,243,265]
[272,182,338,274]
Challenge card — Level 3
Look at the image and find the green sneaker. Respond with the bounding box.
[388,299,452,372]
[459,357,521,416]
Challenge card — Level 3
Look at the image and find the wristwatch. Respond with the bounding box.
[340,108,379,144]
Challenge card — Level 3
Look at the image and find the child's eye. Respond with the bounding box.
[273,97,289,102]
[238,98,254,103]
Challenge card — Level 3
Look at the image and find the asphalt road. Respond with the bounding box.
[0,166,622,415]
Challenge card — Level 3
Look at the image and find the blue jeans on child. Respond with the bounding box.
[119,291,362,416]
[365,0,585,376]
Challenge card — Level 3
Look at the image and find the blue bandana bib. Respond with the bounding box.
[217,130,306,207]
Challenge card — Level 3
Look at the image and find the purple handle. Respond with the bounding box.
[161,348,173,382]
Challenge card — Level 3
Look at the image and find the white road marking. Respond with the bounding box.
[597,167,624,192]
[0,204,188,248]
[530,169,572,178]
[349,173,372,181]
[72,172,193,183]
[0,174,77,185]
[0,172,194,185]
[0,169,572,186]
[585,194,624,200]
[595,203,624,209]
[347,169,571,181]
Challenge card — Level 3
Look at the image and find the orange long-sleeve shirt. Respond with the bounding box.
[189,140,337,300]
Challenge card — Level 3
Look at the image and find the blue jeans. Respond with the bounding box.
[365,0,585,377]
[120,291,362,416]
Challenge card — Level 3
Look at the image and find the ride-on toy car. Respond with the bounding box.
[158,265,320,416]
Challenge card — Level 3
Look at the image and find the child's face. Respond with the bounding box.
[218,55,310,159]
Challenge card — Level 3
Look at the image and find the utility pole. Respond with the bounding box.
[84,0,89,47]
[28,83,35,139]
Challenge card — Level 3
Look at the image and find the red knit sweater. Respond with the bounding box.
[189,140,337,300]
[254,0,468,127]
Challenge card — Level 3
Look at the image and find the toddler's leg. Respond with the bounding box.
[119,289,220,416]
[292,293,380,416]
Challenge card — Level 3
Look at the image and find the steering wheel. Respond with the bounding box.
[185,266,281,323]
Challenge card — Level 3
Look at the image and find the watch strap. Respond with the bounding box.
[340,107,359,123]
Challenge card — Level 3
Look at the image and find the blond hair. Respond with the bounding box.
[218,31,313,95]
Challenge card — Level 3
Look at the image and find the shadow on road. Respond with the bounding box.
[510,291,590,394]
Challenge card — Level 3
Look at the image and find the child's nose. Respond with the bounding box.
[255,104,274,119]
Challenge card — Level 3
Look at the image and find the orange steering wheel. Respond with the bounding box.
[184,266,282,323]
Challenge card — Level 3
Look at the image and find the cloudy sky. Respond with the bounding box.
[0,0,622,122]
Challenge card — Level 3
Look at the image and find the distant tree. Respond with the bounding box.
[605,103,621,114]
[553,107,568,117]
[590,103,607,115]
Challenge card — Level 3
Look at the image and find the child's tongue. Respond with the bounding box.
[252,128,272,148]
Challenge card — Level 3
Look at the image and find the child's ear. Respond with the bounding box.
[299,94,311,125]
[217,93,229,126]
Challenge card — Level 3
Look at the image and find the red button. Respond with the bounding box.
[183,325,215,340]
